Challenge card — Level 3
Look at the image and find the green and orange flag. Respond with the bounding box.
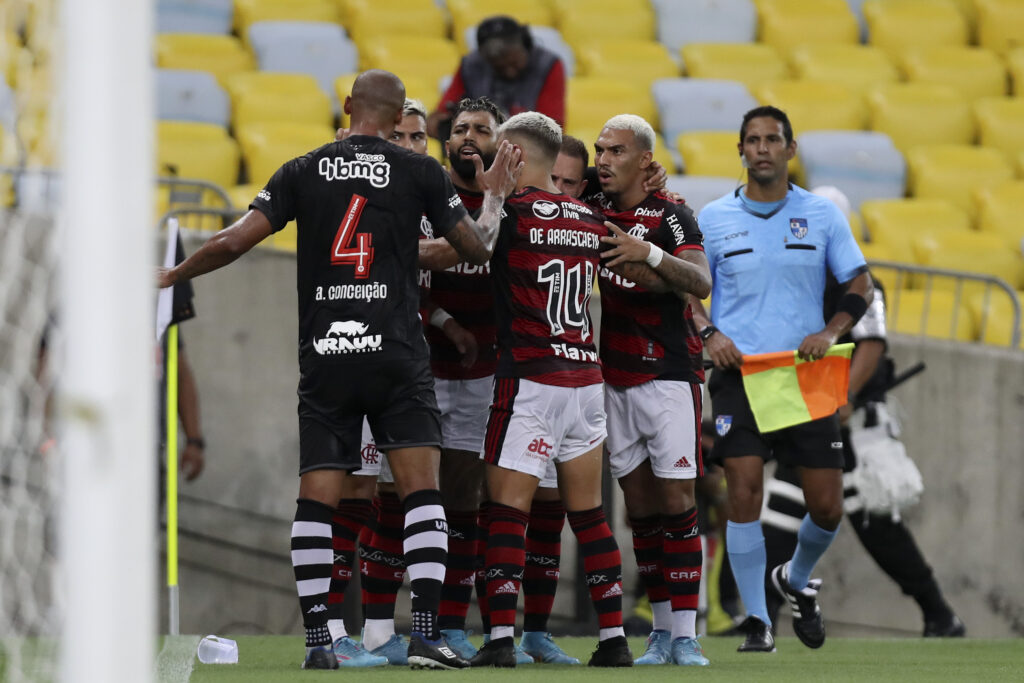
[740,343,855,433]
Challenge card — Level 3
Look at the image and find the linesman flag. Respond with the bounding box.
[740,343,855,433]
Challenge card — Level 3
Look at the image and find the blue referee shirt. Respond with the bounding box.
[698,184,867,355]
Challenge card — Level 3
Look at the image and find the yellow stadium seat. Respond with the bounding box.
[575,41,679,84]
[858,241,909,292]
[967,290,1024,347]
[682,43,788,91]
[867,84,974,153]
[887,290,976,341]
[860,198,972,259]
[236,122,336,185]
[907,144,1013,217]
[974,97,1024,165]
[753,81,865,132]
[916,234,1024,296]
[228,183,298,251]
[358,37,459,94]
[899,47,1007,102]
[863,0,969,58]
[448,0,555,51]
[156,34,256,87]
[677,132,744,179]
[558,2,656,47]
[233,0,340,44]
[333,73,440,129]
[568,127,678,176]
[789,45,899,95]
[975,0,1024,56]
[911,228,1005,267]
[156,121,240,189]
[344,0,446,43]
[757,0,859,50]
[566,77,658,132]
[1009,47,1024,96]
[225,73,333,130]
[974,180,1024,249]
[1018,151,1024,178]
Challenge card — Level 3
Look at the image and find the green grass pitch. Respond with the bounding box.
[182,635,1024,682]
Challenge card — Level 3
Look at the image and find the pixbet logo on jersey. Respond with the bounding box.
[312,320,382,355]
[318,154,390,187]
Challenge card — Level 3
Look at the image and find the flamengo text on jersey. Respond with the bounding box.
[529,227,601,249]
[550,342,598,362]
[318,155,391,187]
[314,282,388,302]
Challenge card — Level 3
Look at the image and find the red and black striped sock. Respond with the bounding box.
[568,506,624,637]
[438,508,479,631]
[483,503,528,632]
[630,514,669,607]
[360,491,406,621]
[475,501,493,632]
[663,507,702,635]
[523,499,565,633]
[327,498,372,624]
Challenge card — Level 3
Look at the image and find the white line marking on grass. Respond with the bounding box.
[155,635,200,683]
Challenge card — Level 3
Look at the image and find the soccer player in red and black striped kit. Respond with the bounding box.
[587,115,714,666]
[422,112,670,667]
[159,70,522,671]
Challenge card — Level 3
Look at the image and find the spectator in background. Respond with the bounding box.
[427,16,565,140]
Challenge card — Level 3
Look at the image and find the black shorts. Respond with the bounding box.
[707,368,844,469]
[297,357,442,474]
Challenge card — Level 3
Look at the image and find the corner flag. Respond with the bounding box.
[740,343,855,433]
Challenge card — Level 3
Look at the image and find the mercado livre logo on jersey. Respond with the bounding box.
[313,319,382,355]
[532,199,560,220]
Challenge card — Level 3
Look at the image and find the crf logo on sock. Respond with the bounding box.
[669,570,701,579]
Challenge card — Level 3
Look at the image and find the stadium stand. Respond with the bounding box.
[866,83,974,153]
[860,198,972,260]
[233,0,339,45]
[973,180,1024,249]
[757,0,860,49]
[652,78,758,148]
[975,0,1024,56]
[566,77,658,132]
[231,77,333,130]
[463,24,577,78]
[863,0,969,57]
[752,80,865,132]
[358,36,458,99]
[681,43,788,90]
[968,290,1024,347]
[556,0,656,48]
[155,34,256,86]
[235,121,334,186]
[797,131,905,210]
[974,97,1024,166]
[899,46,1007,101]
[887,290,976,341]
[156,69,231,127]
[788,44,899,95]
[651,0,757,52]
[906,144,1014,217]
[448,0,554,50]
[343,0,446,43]
[156,120,240,188]
[677,131,744,178]
[156,0,234,35]
[575,40,678,85]
[664,175,739,214]
[914,233,1024,298]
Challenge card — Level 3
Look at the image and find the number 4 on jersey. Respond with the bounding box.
[331,193,374,278]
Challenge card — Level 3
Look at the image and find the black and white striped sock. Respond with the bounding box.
[403,489,448,641]
[292,498,334,648]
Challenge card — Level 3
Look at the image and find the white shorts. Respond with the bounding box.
[484,378,606,482]
[435,376,492,453]
[606,380,703,480]
[351,418,394,483]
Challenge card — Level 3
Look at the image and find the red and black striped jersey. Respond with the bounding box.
[591,191,706,387]
[491,187,608,387]
[424,188,499,379]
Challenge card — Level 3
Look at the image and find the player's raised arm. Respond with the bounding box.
[600,222,711,299]
[157,209,273,288]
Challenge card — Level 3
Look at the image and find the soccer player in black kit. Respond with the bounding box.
[158,69,522,670]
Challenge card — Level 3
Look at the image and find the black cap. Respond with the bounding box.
[476,15,524,46]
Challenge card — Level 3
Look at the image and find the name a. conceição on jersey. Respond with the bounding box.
[314,282,389,302]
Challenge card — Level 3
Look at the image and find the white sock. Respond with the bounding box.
[327,618,347,642]
[672,609,697,640]
[491,625,515,641]
[651,600,672,632]
[599,626,625,641]
[362,618,395,651]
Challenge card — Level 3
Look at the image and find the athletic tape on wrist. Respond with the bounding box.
[430,308,453,329]
[645,243,665,268]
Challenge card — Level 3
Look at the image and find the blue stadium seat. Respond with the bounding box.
[665,175,739,214]
[797,131,906,210]
[156,69,231,127]
[652,78,757,149]
[0,77,14,130]
[156,0,233,35]
[651,0,757,52]
[248,21,358,112]
[463,25,576,78]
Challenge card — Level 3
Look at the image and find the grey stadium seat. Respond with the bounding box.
[156,0,234,35]
[665,175,739,215]
[652,0,757,53]
[652,78,758,148]
[798,131,906,210]
[156,69,231,127]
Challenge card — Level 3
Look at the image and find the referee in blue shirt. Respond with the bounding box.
[691,107,873,653]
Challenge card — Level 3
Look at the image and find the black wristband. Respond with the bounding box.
[837,293,869,323]
[186,437,205,449]
[699,325,719,341]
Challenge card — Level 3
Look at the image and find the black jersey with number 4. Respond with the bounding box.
[250,134,468,368]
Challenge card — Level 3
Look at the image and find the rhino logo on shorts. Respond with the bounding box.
[328,320,369,337]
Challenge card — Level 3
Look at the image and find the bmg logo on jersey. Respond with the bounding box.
[312,319,382,355]
[318,155,390,187]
